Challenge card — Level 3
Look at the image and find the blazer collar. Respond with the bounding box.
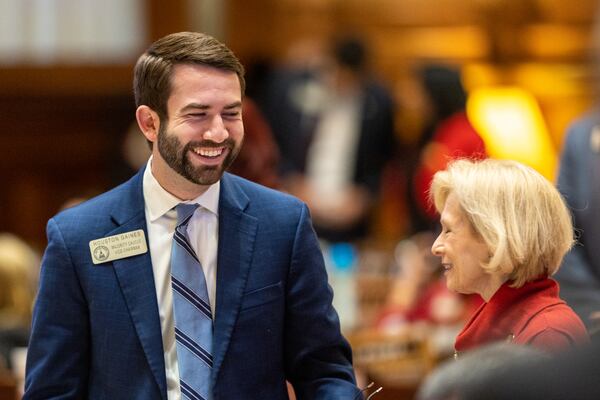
[109,167,147,226]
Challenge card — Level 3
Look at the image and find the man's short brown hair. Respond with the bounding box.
[133,31,245,120]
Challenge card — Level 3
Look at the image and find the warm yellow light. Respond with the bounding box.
[466,87,557,181]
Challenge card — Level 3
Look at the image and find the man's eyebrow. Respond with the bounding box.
[181,103,210,113]
[224,101,242,109]
[180,101,242,113]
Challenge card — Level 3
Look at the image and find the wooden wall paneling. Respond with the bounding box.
[521,24,595,61]
[368,26,490,64]
[534,0,599,23]
[226,0,339,62]
[224,0,600,75]
[0,0,194,247]
[268,0,338,60]
[225,0,280,61]
[0,66,133,96]
[147,0,190,42]
[0,92,135,246]
[339,0,482,28]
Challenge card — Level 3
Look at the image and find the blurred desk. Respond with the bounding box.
[348,326,436,400]
[0,367,16,400]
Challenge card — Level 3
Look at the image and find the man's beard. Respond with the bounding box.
[157,123,241,186]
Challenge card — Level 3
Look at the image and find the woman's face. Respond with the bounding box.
[431,193,493,299]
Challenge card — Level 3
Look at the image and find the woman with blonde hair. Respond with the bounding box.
[430,158,588,353]
[0,233,38,327]
[0,233,39,370]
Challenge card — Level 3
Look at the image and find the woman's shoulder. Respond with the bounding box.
[518,303,589,351]
[523,326,588,353]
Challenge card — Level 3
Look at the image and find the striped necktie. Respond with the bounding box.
[171,203,213,400]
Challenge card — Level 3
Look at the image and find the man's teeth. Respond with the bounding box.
[193,148,223,157]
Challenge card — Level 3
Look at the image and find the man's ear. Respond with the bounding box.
[135,105,161,144]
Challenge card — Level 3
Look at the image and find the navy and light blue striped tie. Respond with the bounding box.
[171,203,213,400]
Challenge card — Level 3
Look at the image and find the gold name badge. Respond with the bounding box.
[89,229,148,264]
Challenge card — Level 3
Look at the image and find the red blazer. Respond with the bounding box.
[455,278,588,353]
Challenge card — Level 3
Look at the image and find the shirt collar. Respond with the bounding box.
[143,156,220,222]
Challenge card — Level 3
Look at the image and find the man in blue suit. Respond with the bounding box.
[554,114,600,332]
[24,32,360,399]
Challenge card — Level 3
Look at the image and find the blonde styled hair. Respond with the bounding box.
[429,158,573,287]
[0,233,39,326]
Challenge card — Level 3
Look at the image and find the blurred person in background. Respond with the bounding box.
[409,64,487,234]
[0,233,39,369]
[430,159,588,354]
[227,59,281,189]
[552,4,600,335]
[0,233,39,397]
[553,115,600,333]
[265,34,397,243]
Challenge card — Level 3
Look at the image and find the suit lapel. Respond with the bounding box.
[212,174,258,386]
[107,169,167,399]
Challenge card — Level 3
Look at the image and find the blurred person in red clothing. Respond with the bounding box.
[430,159,588,354]
[410,65,486,233]
[228,59,281,189]
[227,98,280,189]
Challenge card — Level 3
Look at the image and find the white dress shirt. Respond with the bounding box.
[142,157,220,400]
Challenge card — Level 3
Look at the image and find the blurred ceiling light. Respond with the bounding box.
[466,86,557,181]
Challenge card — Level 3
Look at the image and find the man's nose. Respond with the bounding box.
[204,115,229,142]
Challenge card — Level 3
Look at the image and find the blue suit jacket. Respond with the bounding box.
[24,169,359,399]
[554,114,600,328]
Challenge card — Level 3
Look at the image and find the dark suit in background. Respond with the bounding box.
[555,114,600,331]
[264,38,397,243]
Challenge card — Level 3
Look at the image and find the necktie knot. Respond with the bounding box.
[175,203,199,228]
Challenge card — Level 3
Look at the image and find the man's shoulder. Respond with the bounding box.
[222,173,305,219]
[521,303,589,347]
[224,173,301,204]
